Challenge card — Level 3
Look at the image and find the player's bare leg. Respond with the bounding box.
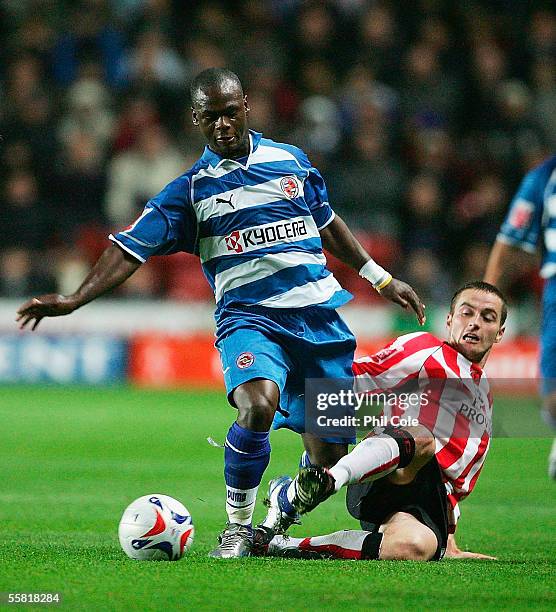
[292,425,435,514]
[234,379,279,431]
[210,379,279,558]
[301,433,348,467]
[541,390,556,479]
[263,514,496,561]
[377,512,438,560]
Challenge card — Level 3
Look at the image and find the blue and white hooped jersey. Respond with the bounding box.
[497,154,556,279]
[110,130,352,318]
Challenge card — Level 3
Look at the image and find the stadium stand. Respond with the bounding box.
[0,1,553,318]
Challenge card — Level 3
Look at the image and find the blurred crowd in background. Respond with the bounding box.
[0,0,554,315]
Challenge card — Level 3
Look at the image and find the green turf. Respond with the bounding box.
[0,387,554,610]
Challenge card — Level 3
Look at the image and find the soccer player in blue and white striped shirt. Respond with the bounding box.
[485,153,556,479]
[17,68,425,557]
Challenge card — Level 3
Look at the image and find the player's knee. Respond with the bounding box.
[397,533,435,561]
[307,443,347,467]
[233,380,279,431]
[382,531,436,561]
[235,393,277,431]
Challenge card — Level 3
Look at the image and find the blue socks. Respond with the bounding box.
[224,422,271,526]
[299,450,315,469]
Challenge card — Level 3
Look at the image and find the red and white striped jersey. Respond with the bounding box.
[353,331,493,531]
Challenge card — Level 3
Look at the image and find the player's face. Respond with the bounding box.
[192,84,250,159]
[446,289,505,364]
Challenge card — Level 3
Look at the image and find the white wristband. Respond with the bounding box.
[359,259,391,289]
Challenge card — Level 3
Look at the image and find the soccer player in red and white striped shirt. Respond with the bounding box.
[262,281,506,561]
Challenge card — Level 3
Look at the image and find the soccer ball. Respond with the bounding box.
[118,494,194,561]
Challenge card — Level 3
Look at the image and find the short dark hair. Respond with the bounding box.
[190,68,243,107]
[450,281,508,325]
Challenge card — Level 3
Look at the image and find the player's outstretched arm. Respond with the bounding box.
[483,239,537,290]
[319,215,426,324]
[444,533,497,560]
[16,244,141,331]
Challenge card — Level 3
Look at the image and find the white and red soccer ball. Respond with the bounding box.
[118,494,194,561]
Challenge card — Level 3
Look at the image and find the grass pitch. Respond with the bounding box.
[0,386,554,610]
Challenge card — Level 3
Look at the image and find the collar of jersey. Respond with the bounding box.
[201,130,262,169]
[442,341,484,378]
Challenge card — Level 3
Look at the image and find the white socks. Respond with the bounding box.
[225,485,258,526]
[269,530,372,560]
[329,434,400,490]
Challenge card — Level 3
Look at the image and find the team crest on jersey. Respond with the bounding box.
[371,346,401,364]
[225,230,244,253]
[280,176,299,199]
[236,352,255,369]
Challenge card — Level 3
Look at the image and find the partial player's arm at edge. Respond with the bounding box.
[319,214,426,324]
[483,239,538,291]
[16,244,141,330]
[318,213,369,271]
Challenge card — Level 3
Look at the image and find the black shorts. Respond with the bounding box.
[346,457,448,560]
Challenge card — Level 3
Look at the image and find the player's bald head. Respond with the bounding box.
[190,68,243,109]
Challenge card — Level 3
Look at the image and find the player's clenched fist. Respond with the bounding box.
[379,278,426,326]
[16,295,78,330]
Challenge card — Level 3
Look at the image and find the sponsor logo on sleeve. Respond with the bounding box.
[509,199,534,229]
[371,346,402,364]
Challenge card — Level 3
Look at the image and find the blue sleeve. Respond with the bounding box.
[497,163,548,253]
[303,164,335,230]
[109,175,197,262]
